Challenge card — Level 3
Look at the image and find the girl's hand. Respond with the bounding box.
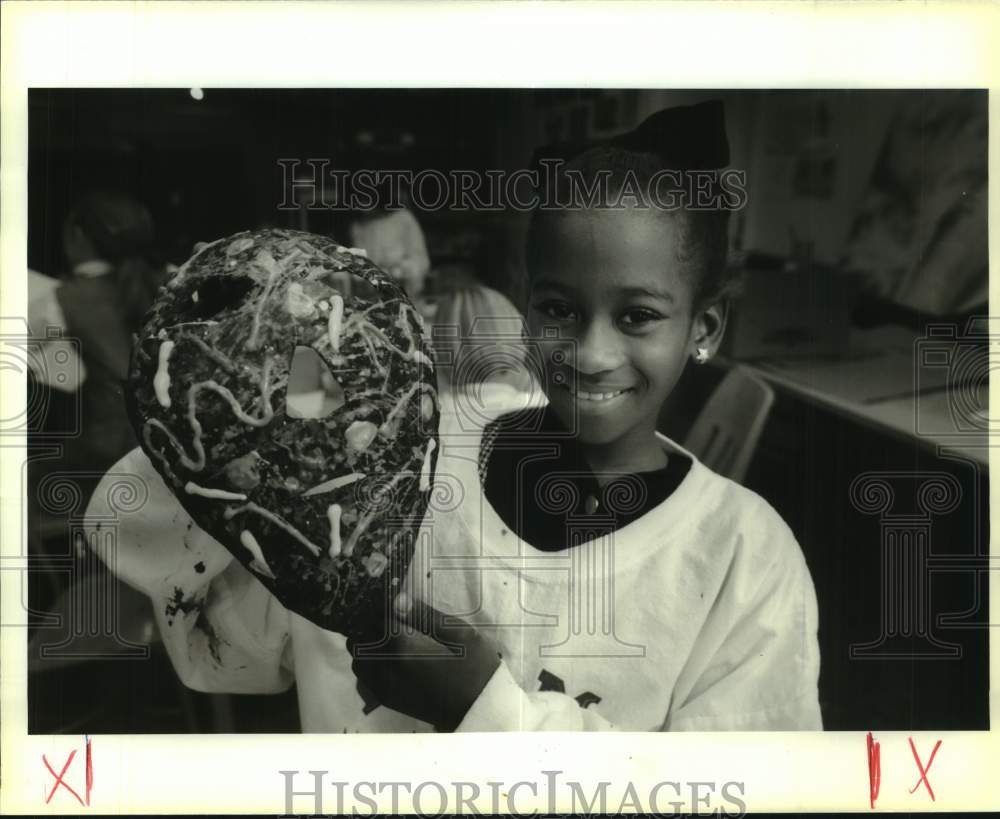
[348,593,502,732]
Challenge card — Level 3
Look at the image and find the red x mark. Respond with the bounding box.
[43,750,83,805]
[908,737,942,801]
[42,736,92,806]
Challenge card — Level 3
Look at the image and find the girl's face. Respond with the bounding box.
[527,207,718,460]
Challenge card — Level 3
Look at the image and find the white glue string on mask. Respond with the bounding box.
[144,357,276,472]
[246,249,283,351]
[224,501,322,557]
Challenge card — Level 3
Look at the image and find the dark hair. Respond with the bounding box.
[525,145,740,313]
[66,190,165,331]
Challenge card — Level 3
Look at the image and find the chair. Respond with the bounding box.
[683,365,776,484]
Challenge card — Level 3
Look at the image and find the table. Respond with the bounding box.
[724,323,991,468]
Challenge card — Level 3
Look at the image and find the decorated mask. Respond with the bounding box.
[128,228,439,639]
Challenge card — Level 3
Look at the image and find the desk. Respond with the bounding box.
[724,324,990,468]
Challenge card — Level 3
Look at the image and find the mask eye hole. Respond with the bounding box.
[286,346,345,419]
[188,276,256,319]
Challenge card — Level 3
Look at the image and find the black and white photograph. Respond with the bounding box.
[23,86,990,734]
[2,2,996,815]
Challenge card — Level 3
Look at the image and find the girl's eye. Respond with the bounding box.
[619,307,664,328]
[534,301,577,322]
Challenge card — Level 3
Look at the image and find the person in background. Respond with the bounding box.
[26,269,89,613]
[26,193,165,640]
[348,207,431,305]
[431,283,540,401]
[57,190,166,479]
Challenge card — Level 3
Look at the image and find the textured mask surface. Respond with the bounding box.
[128,228,439,638]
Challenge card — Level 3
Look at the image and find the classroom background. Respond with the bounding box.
[23,89,990,734]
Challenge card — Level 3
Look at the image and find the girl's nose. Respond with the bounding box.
[568,318,626,375]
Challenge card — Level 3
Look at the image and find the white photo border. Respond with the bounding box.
[1,1,997,814]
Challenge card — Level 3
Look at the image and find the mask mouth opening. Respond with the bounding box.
[187,275,257,320]
[285,345,346,419]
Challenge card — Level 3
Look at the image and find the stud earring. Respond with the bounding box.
[695,347,710,364]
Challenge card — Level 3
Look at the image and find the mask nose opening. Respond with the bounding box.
[286,346,346,419]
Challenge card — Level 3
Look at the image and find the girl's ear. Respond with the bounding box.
[689,300,728,362]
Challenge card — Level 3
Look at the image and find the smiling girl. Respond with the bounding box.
[84,102,821,733]
[349,102,823,731]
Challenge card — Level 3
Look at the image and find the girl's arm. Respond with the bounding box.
[84,448,294,694]
[660,515,823,732]
[350,595,618,731]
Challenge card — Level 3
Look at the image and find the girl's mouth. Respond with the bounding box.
[558,383,635,403]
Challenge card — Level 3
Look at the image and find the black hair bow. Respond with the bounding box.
[531,99,730,171]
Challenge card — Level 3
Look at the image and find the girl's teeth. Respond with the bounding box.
[572,388,626,401]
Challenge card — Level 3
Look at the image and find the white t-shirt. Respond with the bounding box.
[84,398,822,732]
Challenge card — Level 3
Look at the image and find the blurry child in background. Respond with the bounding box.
[58,190,167,475]
[27,191,166,637]
[349,207,431,304]
[431,284,541,400]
